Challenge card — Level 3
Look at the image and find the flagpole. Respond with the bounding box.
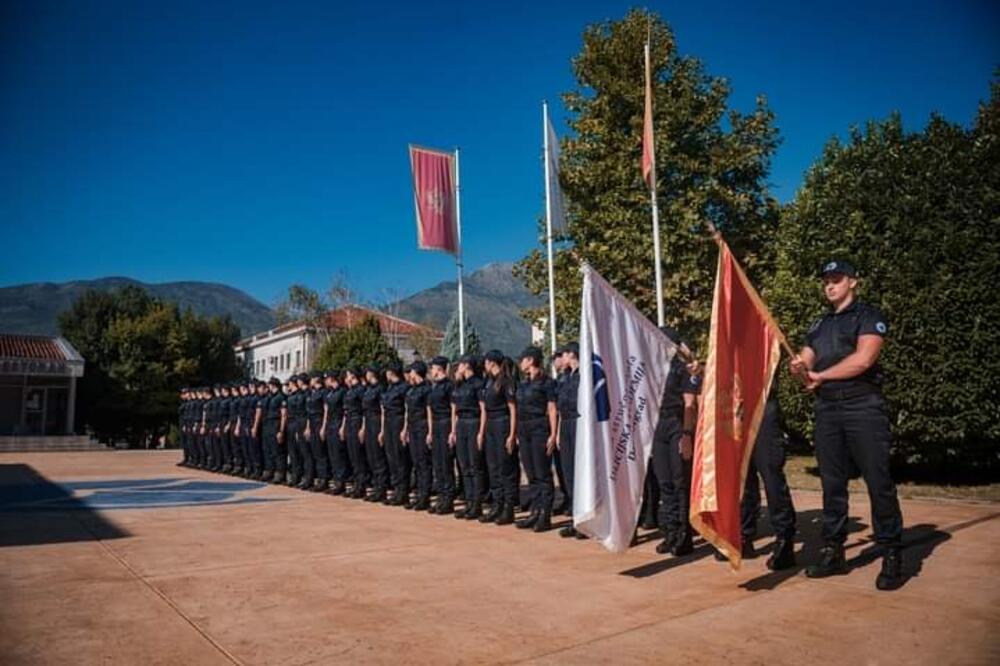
[454,147,466,355]
[542,101,558,355]
[646,41,665,328]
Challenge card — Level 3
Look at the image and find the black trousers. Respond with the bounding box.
[287,419,305,480]
[364,413,388,492]
[345,415,369,487]
[454,417,485,502]
[210,430,223,468]
[326,424,351,484]
[408,420,432,500]
[742,399,796,540]
[262,423,286,474]
[651,416,691,536]
[193,432,206,465]
[519,417,553,512]
[814,393,903,547]
[308,417,329,481]
[431,417,454,501]
[557,418,577,510]
[384,414,411,498]
[484,415,518,506]
[247,431,263,473]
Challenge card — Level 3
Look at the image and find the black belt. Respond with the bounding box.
[818,384,879,401]
[457,413,479,420]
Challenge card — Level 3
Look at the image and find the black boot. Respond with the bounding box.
[437,498,455,515]
[260,470,273,482]
[806,544,848,578]
[464,501,483,520]
[481,501,503,523]
[671,529,693,556]
[532,510,552,532]
[271,472,285,485]
[413,497,431,511]
[516,509,539,529]
[454,503,469,519]
[329,482,345,496]
[742,539,757,560]
[875,547,904,591]
[766,538,796,571]
[559,525,578,538]
[496,503,515,525]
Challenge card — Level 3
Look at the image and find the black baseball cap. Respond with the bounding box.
[559,342,580,357]
[408,360,428,376]
[820,259,857,278]
[519,346,544,365]
[430,356,449,369]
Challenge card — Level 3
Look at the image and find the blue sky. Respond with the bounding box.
[1,1,996,306]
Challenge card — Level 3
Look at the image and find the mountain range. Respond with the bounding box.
[0,263,540,354]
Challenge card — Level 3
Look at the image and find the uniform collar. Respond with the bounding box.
[830,299,861,316]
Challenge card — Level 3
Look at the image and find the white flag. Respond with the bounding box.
[574,265,676,553]
[545,113,568,235]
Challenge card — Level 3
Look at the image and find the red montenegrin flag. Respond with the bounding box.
[409,145,458,255]
[690,240,784,570]
[641,42,655,188]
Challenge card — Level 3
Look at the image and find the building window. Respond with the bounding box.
[296,350,301,369]
[286,352,291,369]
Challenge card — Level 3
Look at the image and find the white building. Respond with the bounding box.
[235,305,443,381]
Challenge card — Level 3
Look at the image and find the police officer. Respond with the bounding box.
[247,381,267,479]
[736,386,798,570]
[304,372,329,492]
[342,368,370,499]
[194,387,208,469]
[551,349,571,516]
[792,260,904,591]
[222,384,238,473]
[322,371,350,495]
[404,361,433,510]
[427,356,455,514]
[283,376,303,488]
[478,349,518,525]
[231,383,248,476]
[361,366,389,502]
[515,346,558,532]
[380,362,411,506]
[261,377,288,483]
[652,327,701,556]
[451,355,485,519]
[556,343,585,538]
[177,389,190,467]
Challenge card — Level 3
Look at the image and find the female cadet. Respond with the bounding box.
[478,349,518,525]
[341,368,369,499]
[403,361,433,510]
[515,346,558,533]
[304,372,328,492]
[361,365,389,503]
[322,371,350,495]
[450,355,486,520]
[380,362,411,506]
[427,356,455,515]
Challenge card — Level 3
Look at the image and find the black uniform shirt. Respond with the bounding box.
[264,392,286,423]
[344,385,364,418]
[382,380,408,416]
[323,387,346,427]
[659,358,702,421]
[428,379,453,420]
[405,383,431,424]
[557,369,580,419]
[362,383,383,417]
[517,375,557,420]
[305,388,324,420]
[452,376,484,418]
[286,391,305,421]
[805,300,887,392]
[480,377,515,418]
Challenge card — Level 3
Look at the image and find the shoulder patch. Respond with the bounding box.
[876,321,887,334]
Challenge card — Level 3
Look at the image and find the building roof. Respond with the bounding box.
[0,334,69,360]
[236,305,443,348]
[326,305,442,338]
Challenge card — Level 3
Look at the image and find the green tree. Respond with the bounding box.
[515,9,780,351]
[440,311,482,360]
[313,315,400,370]
[58,286,241,445]
[769,79,1000,471]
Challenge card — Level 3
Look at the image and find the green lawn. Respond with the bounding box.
[784,455,1000,503]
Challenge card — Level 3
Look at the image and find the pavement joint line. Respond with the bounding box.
[64,508,246,666]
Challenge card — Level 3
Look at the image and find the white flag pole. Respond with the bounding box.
[543,101,558,356]
[646,41,665,328]
[454,147,466,354]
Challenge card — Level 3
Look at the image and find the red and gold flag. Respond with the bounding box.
[690,240,784,569]
[641,42,655,188]
[409,145,458,255]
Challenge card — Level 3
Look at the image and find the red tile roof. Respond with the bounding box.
[326,305,442,338]
[0,334,67,360]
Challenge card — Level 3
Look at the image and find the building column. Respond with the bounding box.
[66,376,77,435]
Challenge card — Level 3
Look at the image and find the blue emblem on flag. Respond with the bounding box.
[592,353,610,422]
